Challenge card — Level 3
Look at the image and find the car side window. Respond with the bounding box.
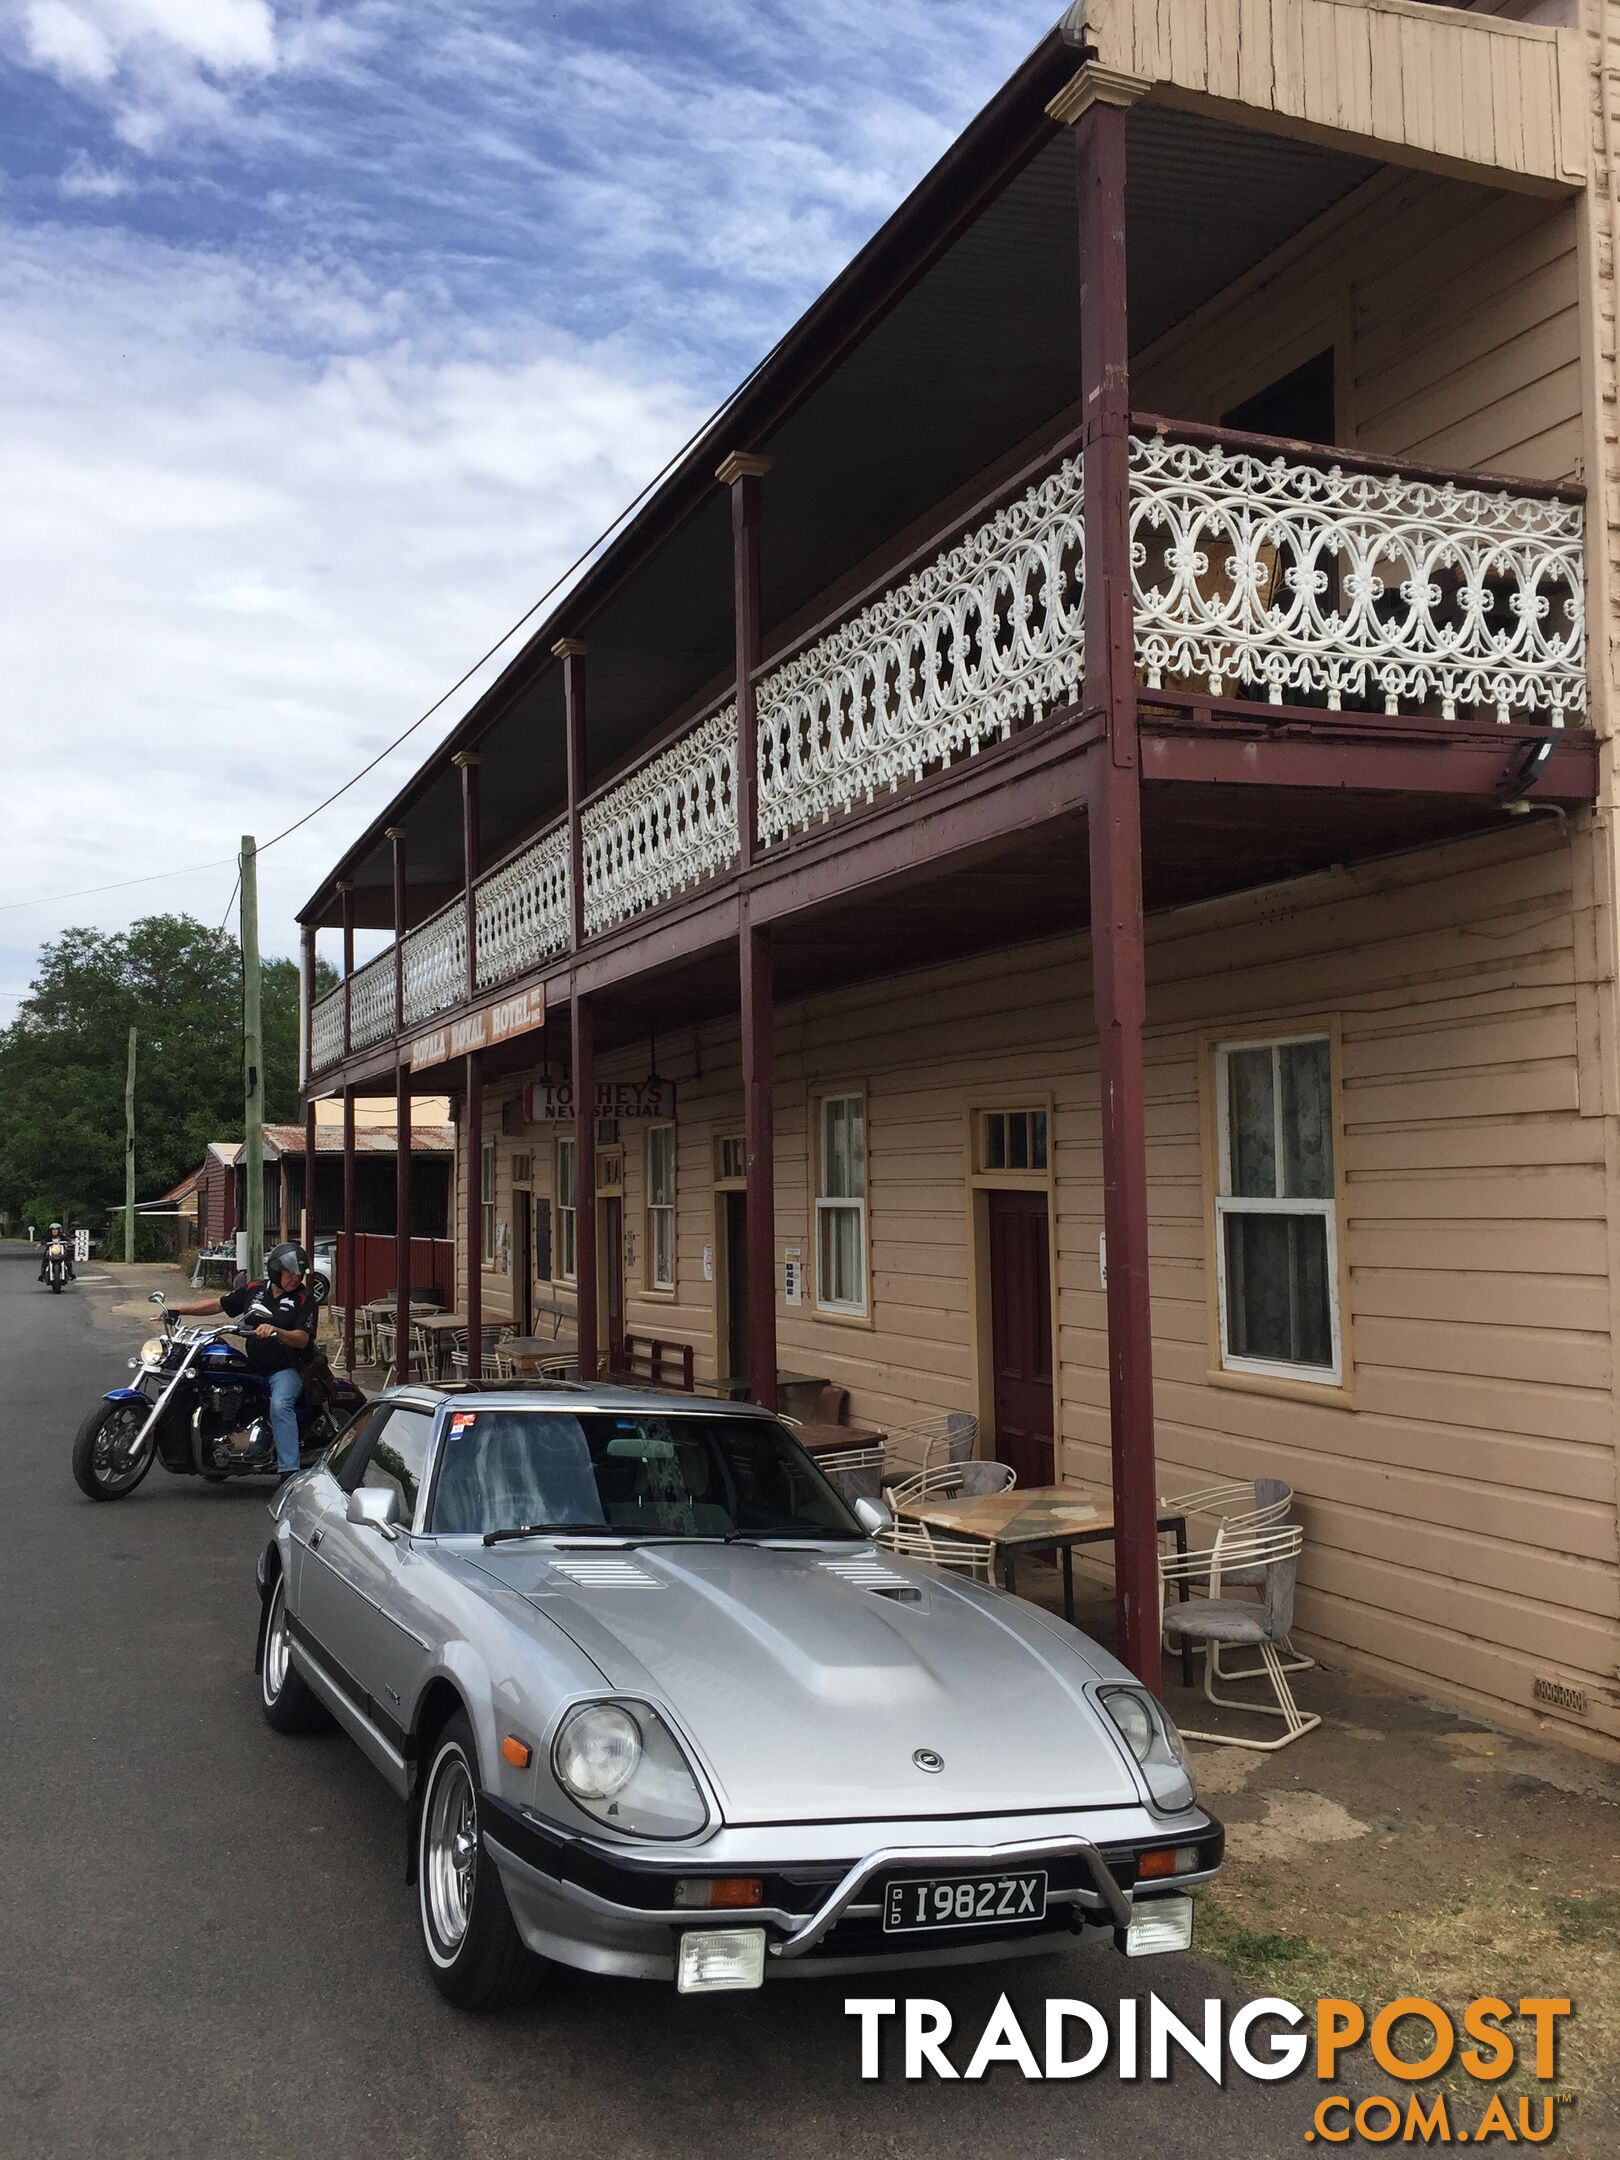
[326,1404,388,1490]
[361,1408,435,1524]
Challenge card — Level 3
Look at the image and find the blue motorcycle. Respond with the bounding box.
[73,1292,366,1501]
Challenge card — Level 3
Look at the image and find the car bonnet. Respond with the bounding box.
[466,1540,1143,1823]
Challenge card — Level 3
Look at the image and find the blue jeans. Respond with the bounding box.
[266,1366,303,1474]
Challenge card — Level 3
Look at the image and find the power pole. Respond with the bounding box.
[124,1025,137,1264]
[241,836,265,1276]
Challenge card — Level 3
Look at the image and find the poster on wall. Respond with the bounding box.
[525,1078,676,1121]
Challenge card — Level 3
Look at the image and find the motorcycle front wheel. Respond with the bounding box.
[72,1401,156,1501]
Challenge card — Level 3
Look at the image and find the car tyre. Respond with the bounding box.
[417,1714,542,2011]
[71,1401,155,1501]
[259,1573,329,1733]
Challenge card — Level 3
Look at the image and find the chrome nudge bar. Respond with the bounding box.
[769,1833,1132,1959]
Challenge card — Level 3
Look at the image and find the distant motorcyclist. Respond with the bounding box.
[167,1243,318,1485]
[38,1222,75,1283]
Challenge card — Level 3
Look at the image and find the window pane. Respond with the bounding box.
[651,1208,674,1289]
[1009,1114,1029,1170]
[1224,1210,1332,1369]
[361,1407,434,1517]
[557,1139,575,1209]
[1226,1047,1277,1197]
[824,1098,848,1197]
[1030,1111,1048,1170]
[847,1100,865,1198]
[818,1203,863,1307]
[984,1114,1005,1170]
[649,1127,675,1206]
[1281,1039,1334,1200]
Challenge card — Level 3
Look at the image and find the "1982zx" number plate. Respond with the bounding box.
[882,1870,1048,1934]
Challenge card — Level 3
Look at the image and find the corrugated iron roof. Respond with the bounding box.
[257,1124,455,1156]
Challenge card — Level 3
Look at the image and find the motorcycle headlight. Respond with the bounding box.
[139,1337,167,1369]
[551,1699,709,1839]
[1102,1686,1196,1813]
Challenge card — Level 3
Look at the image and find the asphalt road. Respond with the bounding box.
[0,1246,1315,2159]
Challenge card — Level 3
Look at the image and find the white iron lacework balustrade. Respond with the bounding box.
[756,458,1085,843]
[1129,433,1587,725]
[474,824,570,990]
[347,951,397,1050]
[310,988,344,1073]
[400,900,468,1027]
[581,703,738,935]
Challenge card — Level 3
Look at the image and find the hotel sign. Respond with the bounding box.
[525,1078,677,1121]
[408,985,546,1072]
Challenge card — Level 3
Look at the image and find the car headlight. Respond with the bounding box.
[551,1699,709,1839]
[1102,1686,1196,1813]
[139,1337,166,1369]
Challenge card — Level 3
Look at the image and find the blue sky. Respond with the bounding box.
[0,0,1061,1005]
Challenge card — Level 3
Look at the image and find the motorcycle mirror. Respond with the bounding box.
[147,1291,166,1305]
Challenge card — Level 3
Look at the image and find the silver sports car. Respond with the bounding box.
[254,1382,1221,2009]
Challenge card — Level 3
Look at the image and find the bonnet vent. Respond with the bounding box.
[547,1554,659,1590]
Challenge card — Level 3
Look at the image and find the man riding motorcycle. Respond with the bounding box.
[167,1243,319,1486]
[38,1222,75,1283]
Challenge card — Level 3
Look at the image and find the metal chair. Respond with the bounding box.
[1158,1477,1312,1678]
[885,1459,1015,1508]
[1160,1521,1320,1751]
[875,1518,994,1581]
[817,1445,887,1505]
[880,1411,979,1488]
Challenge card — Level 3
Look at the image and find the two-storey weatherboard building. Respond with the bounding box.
[296,0,1620,1752]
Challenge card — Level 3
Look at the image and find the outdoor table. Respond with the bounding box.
[893,1482,1192,1673]
[502,1335,578,1375]
[412,1311,468,1378]
[699,1369,827,1405]
[792,1421,888,1459]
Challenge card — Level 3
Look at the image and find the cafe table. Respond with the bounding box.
[410,1311,469,1378]
[892,1481,1192,1676]
[501,1335,579,1376]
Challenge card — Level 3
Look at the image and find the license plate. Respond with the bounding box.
[882,1870,1047,1934]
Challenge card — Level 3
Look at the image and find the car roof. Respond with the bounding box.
[379,1380,784,1421]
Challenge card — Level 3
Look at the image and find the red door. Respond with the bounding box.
[987,1190,1054,1486]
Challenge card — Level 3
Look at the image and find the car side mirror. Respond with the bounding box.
[147,1291,167,1305]
[347,1486,404,1540]
[853,1496,893,1538]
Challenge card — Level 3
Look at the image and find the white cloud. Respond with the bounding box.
[57,148,134,196]
[0,223,706,956]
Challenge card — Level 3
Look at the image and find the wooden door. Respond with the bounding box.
[601,1196,626,1373]
[987,1190,1054,1486]
[511,1193,532,1336]
[724,1190,749,1382]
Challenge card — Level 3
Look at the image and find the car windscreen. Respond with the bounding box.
[427,1409,865,1541]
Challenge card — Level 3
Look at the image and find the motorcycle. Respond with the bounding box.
[42,1239,71,1293]
[72,1292,366,1502]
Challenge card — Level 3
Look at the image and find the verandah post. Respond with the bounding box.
[720,451,779,1411]
[388,825,412,1383]
[456,750,483,1378]
[341,1083,357,1376]
[339,880,355,1058]
[1063,68,1162,1691]
[572,995,598,1382]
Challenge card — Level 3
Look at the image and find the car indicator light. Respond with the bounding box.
[1137,1845,1200,1879]
[674,1878,763,1909]
[501,1735,532,1769]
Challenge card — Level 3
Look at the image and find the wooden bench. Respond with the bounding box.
[611,1335,696,1391]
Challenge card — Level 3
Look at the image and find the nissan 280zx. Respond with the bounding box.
[254,1383,1222,2008]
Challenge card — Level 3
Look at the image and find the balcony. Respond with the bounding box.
[309,419,1588,1076]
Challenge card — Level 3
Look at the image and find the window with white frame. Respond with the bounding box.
[816,1093,867,1314]
[1215,1034,1341,1382]
[646,1125,676,1292]
[479,1143,496,1265]
[556,1135,577,1283]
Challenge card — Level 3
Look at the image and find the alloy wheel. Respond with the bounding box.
[424,1750,479,1954]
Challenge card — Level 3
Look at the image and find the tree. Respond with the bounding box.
[0,914,334,1234]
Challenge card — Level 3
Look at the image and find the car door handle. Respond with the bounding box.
[309,1529,323,1551]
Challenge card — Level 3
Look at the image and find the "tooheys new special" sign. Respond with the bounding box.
[524,1078,676,1121]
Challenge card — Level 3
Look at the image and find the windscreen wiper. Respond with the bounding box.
[482,1522,623,1547]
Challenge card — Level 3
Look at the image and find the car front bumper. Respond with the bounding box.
[481,1798,1222,1984]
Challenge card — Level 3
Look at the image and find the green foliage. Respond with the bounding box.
[0,914,335,1230]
